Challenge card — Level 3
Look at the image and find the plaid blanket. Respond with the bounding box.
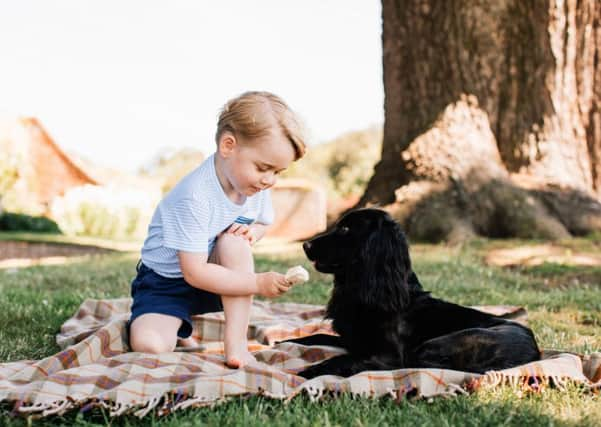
[1,298,599,418]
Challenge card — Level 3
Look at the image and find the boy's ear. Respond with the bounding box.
[218,132,237,157]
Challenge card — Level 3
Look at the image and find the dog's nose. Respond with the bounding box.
[302,241,312,252]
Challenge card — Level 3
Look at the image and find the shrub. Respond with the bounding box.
[0,155,19,196]
[283,126,382,200]
[0,212,61,233]
[0,144,47,216]
[50,184,160,240]
[139,148,204,194]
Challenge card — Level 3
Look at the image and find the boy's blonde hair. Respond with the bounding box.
[216,91,306,160]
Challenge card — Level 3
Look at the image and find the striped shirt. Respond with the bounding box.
[141,154,274,278]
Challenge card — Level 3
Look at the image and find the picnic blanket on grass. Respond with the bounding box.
[1,298,599,418]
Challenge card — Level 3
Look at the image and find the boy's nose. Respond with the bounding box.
[261,174,276,187]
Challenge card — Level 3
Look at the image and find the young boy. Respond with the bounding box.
[128,91,306,368]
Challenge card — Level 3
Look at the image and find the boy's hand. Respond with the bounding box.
[256,272,292,298]
[226,223,257,245]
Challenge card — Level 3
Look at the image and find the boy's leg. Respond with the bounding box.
[129,313,182,353]
[211,233,256,368]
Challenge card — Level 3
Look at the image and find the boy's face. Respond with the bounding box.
[219,130,295,197]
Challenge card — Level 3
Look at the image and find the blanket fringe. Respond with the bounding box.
[285,379,468,405]
[133,396,161,418]
[474,371,587,396]
[8,372,597,419]
[15,399,75,417]
[11,391,252,419]
[168,395,217,412]
[445,383,469,396]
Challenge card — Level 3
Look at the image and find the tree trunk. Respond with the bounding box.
[361,0,601,242]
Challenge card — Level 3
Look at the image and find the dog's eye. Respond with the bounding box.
[338,226,350,235]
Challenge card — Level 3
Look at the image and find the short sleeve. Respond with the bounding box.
[161,198,210,253]
[256,189,275,225]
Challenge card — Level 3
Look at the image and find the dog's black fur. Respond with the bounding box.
[287,208,540,379]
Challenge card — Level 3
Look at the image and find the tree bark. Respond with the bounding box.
[361,0,601,241]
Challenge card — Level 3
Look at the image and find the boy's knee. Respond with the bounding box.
[215,233,252,256]
[130,330,175,354]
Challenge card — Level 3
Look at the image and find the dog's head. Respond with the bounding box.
[303,208,413,310]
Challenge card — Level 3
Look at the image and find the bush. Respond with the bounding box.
[0,212,61,233]
[0,156,18,196]
[0,148,47,216]
[283,126,382,200]
[139,148,205,194]
[50,184,160,240]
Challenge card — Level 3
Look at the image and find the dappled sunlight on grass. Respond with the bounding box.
[530,309,601,354]
[486,244,601,267]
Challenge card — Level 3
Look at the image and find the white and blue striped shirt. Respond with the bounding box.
[141,154,274,278]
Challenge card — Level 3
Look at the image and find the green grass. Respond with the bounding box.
[0,239,600,426]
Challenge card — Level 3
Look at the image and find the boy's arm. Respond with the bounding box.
[178,251,257,296]
[178,251,287,297]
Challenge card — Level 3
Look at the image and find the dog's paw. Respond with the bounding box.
[285,265,309,285]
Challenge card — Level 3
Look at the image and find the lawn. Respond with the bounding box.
[0,236,599,426]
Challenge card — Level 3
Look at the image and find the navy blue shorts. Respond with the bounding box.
[128,261,223,339]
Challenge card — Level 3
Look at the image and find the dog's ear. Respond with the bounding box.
[352,220,411,312]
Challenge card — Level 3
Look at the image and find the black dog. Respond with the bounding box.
[288,208,540,379]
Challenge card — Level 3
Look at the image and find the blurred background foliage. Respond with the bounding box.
[139,147,205,195]
[48,185,159,240]
[0,126,382,238]
[282,126,382,202]
[0,212,60,233]
[0,154,18,197]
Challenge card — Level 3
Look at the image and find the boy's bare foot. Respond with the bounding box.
[225,340,257,368]
[225,350,257,369]
[177,336,200,348]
